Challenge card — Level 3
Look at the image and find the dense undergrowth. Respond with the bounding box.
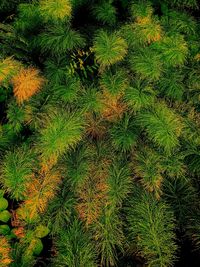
[0,0,200,266]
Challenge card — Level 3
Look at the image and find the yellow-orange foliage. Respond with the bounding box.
[40,157,58,174]
[140,175,163,200]
[141,22,162,43]
[0,237,12,266]
[137,16,162,43]
[194,53,200,61]
[12,227,25,239]
[21,170,62,219]
[136,16,151,24]
[39,0,72,21]
[76,164,109,226]
[12,67,45,103]
[11,209,22,228]
[100,91,127,121]
[85,113,107,139]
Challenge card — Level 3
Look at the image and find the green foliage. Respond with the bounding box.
[152,34,188,67]
[107,162,132,207]
[186,69,200,103]
[0,210,11,223]
[163,0,198,9]
[0,0,200,265]
[38,109,85,163]
[130,1,153,20]
[0,145,35,201]
[129,48,163,81]
[44,57,70,84]
[47,185,76,235]
[0,190,4,198]
[34,225,50,238]
[183,142,200,176]
[92,1,117,26]
[158,69,184,100]
[0,225,10,235]
[125,79,155,111]
[91,208,124,267]
[137,103,183,154]
[0,124,17,153]
[6,100,26,133]
[54,220,98,267]
[133,19,162,45]
[163,177,197,227]
[0,23,30,61]
[38,25,85,56]
[19,234,44,266]
[133,147,163,197]
[186,213,200,250]
[110,114,138,152]
[93,30,128,68]
[127,186,177,267]
[0,198,8,211]
[11,242,36,267]
[162,10,197,36]
[0,0,21,13]
[161,154,185,178]
[122,2,162,47]
[31,239,43,255]
[62,144,90,189]
[100,68,129,96]
[50,74,81,104]
[79,86,103,113]
[14,3,42,34]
